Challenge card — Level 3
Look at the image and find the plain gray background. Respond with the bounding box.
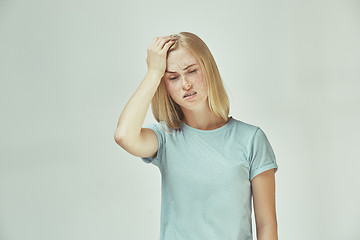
[1,0,359,239]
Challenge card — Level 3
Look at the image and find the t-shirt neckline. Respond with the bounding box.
[181,116,234,134]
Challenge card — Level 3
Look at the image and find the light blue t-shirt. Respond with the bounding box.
[141,116,278,240]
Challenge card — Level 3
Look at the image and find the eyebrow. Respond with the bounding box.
[166,64,197,73]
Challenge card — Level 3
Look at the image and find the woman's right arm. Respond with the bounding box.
[114,36,174,157]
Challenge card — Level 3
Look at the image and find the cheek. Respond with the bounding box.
[197,75,208,90]
[164,81,173,92]
[165,84,178,99]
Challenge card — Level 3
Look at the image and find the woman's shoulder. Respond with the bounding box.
[231,117,260,132]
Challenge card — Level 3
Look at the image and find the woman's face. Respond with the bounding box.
[163,47,208,111]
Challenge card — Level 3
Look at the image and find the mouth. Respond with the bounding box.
[183,91,197,99]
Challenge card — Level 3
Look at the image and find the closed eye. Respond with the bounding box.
[169,69,197,81]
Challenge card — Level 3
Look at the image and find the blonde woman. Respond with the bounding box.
[114,32,279,240]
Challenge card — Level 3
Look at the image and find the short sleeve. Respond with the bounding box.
[140,122,166,167]
[248,127,278,181]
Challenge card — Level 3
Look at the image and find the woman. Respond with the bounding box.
[114,32,279,240]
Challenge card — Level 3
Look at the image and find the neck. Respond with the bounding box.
[183,114,230,130]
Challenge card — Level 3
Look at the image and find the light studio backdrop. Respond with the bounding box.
[0,0,359,239]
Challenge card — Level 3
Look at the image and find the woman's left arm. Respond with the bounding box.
[251,168,278,240]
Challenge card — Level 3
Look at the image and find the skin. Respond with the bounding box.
[251,168,278,240]
[163,46,230,130]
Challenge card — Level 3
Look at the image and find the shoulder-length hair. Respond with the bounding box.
[151,32,230,133]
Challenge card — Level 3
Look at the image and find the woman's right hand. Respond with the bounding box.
[146,36,175,78]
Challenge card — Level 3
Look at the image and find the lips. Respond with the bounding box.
[183,91,196,98]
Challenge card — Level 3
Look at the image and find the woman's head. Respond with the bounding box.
[151,32,230,131]
[163,45,209,115]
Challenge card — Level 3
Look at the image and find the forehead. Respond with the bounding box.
[166,47,199,71]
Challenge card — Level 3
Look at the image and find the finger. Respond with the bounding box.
[160,35,172,39]
[162,40,175,51]
[155,36,172,44]
[155,37,171,47]
[152,35,171,44]
[158,38,175,50]
[151,37,159,45]
[154,37,163,46]
[148,37,159,49]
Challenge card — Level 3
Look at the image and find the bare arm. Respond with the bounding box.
[114,36,175,147]
[114,71,162,144]
[251,168,278,240]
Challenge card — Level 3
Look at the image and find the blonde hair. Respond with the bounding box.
[151,32,230,133]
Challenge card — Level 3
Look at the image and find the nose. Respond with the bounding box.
[181,75,192,90]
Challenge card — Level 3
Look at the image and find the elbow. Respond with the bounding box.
[114,131,125,145]
[114,136,121,145]
[114,129,137,148]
